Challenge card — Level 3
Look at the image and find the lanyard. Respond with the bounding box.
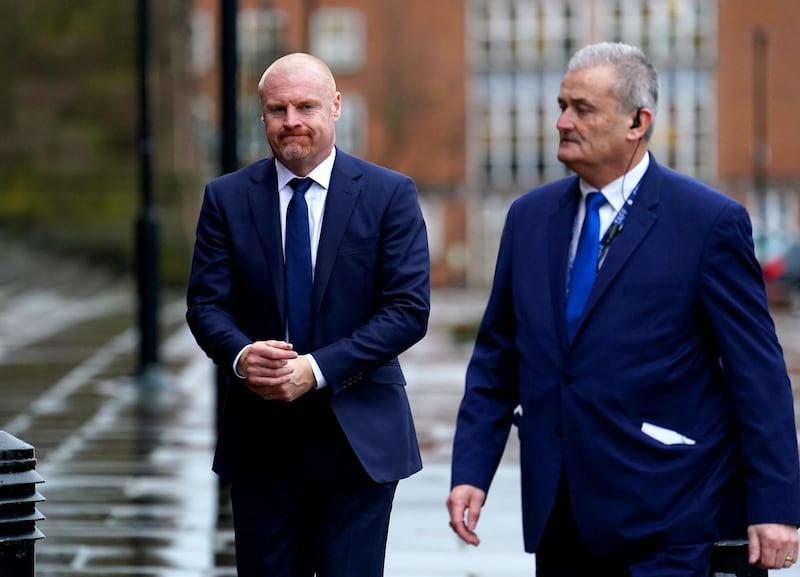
[596,180,642,267]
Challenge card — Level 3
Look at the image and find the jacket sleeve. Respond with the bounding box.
[701,201,800,526]
[451,207,521,491]
[311,173,430,393]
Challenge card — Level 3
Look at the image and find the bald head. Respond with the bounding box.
[258,53,337,103]
[257,53,341,176]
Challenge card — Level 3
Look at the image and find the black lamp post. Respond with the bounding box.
[215,0,238,430]
[136,0,162,386]
[221,0,238,176]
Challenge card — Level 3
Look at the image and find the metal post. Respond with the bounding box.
[136,0,162,385]
[216,0,238,433]
[753,27,769,255]
[220,0,238,178]
[0,432,45,577]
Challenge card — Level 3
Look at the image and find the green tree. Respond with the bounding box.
[0,0,197,284]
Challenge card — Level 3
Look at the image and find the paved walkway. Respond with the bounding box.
[3,236,800,576]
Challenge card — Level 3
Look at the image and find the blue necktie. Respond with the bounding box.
[566,192,606,341]
[285,177,313,353]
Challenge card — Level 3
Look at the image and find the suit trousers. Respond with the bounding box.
[535,471,713,577]
[229,396,399,577]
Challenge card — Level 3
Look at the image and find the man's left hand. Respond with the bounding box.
[748,523,799,570]
[264,355,317,402]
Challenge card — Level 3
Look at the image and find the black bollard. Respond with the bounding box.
[0,431,45,577]
[710,540,767,577]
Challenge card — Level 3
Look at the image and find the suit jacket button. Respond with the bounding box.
[554,425,563,437]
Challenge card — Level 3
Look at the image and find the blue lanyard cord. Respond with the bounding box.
[597,180,642,267]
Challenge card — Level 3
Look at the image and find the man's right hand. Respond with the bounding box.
[447,484,487,546]
[238,340,297,398]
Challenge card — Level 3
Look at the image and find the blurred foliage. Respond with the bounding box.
[0,0,198,286]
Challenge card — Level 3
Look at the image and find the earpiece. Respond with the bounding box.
[630,107,642,129]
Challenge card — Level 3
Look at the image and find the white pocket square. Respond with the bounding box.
[641,422,696,445]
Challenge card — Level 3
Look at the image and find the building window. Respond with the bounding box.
[190,9,215,76]
[467,0,583,192]
[238,8,286,69]
[237,9,288,165]
[310,8,366,73]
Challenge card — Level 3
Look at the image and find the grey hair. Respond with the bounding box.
[568,42,659,139]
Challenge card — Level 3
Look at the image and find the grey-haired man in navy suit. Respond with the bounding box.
[447,42,800,577]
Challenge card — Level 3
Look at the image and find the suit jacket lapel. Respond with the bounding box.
[549,178,581,350]
[313,151,361,315]
[247,159,287,325]
[578,159,661,332]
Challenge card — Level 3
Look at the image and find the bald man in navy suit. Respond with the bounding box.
[187,53,430,577]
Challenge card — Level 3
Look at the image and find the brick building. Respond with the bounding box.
[717,0,800,258]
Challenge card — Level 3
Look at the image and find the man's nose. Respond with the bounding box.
[284,105,301,126]
[556,110,573,131]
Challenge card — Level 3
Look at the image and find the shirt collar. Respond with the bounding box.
[275,147,337,191]
[579,152,650,212]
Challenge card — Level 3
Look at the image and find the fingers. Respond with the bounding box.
[248,355,316,403]
[262,340,295,351]
[446,485,486,547]
[284,356,316,392]
[748,523,799,569]
[241,341,297,379]
[263,357,316,402]
[251,340,298,362]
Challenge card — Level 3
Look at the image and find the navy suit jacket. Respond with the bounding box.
[452,154,800,555]
[187,148,430,483]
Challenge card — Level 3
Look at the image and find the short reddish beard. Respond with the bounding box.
[279,133,311,160]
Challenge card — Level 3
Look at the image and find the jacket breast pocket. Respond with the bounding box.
[339,235,379,255]
[335,236,379,282]
[622,280,690,297]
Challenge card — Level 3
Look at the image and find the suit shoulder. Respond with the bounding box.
[656,163,744,213]
[511,175,577,211]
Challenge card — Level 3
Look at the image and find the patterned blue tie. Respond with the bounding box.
[285,177,313,353]
[566,192,606,342]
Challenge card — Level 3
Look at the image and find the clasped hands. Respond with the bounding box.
[237,340,316,402]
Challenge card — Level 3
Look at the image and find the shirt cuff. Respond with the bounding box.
[306,354,327,389]
[232,345,249,379]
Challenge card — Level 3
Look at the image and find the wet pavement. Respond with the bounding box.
[2,235,800,576]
